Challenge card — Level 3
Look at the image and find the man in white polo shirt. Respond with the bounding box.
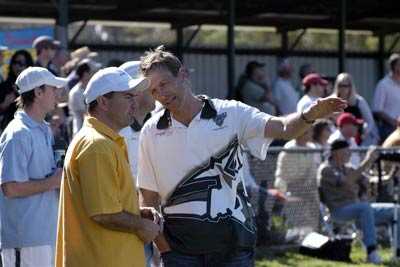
[137,46,346,266]
[0,67,66,267]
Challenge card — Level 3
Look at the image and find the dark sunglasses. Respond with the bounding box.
[13,61,27,67]
[338,83,351,88]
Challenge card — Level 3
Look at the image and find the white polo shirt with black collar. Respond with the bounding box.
[137,96,272,254]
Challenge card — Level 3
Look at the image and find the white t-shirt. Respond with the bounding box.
[373,74,400,120]
[273,77,299,115]
[297,94,319,113]
[68,82,86,135]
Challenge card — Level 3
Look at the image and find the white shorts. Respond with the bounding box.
[1,245,54,267]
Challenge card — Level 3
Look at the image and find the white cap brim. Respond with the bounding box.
[48,77,68,88]
[127,77,149,92]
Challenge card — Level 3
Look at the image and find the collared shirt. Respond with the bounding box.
[373,74,400,120]
[0,111,58,248]
[56,116,144,267]
[138,96,272,254]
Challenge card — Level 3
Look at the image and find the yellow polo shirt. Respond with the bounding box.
[56,117,145,267]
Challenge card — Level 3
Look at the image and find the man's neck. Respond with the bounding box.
[90,111,121,133]
[24,105,46,123]
[171,95,203,127]
[135,110,149,126]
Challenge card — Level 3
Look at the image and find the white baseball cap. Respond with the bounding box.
[15,67,68,94]
[84,67,149,104]
[119,61,141,78]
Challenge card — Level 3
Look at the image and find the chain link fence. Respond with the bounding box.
[246,147,400,247]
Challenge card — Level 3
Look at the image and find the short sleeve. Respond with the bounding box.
[235,101,272,159]
[137,129,159,192]
[0,135,31,184]
[77,150,123,217]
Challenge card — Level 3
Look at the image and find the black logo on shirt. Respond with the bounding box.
[213,112,227,127]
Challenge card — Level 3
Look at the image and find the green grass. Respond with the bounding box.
[255,243,400,267]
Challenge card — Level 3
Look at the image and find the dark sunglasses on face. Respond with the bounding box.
[338,83,351,88]
[13,61,27,67]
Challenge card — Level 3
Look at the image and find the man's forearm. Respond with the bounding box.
[92,211,143,234]
[265,112,311,140]
[2,177,57,198]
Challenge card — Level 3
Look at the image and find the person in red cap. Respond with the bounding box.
[328,112,363,167]
[297,73,328,112]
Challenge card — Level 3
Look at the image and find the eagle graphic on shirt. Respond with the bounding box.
[162,136,255,234]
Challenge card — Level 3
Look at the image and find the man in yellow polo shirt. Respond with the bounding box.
[56,67,160,267]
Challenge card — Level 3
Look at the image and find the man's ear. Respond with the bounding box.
[96,95,109,111]
[178,67,189,80]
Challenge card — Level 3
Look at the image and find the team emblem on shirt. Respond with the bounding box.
[213,112,227,127]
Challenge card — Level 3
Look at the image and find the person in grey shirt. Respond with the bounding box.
[0,67,65,267]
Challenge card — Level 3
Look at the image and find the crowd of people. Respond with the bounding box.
[0,34,398,267]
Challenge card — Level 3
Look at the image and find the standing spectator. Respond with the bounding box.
[296,63,315,95]
[68,59,101,136]
[32,36,59,72]
[0,45,7,82]
[137,46,345,266]
[0,67,66,267]
[56,67,160,267]
[328,112,362,167]
[373,53,400,140]
[333,72,380,145]
[236,61,277,115]
[273,58,298,115]
[297,73,327,112]
[0,50,34,132]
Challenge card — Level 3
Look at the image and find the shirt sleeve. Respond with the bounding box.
[77,150,123,217]
[0,134,31,184]
[137,129,159,192]
[235,101,273,159]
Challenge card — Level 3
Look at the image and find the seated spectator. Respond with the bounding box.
[333,72,380,145]
[318,140,400,264]
[297,73,327,112]
[273,58,298,115]
[0,49,34,131]
[68,59,101,136]
[328,112,362,167]
[373,53,400,140]
[236,61,277,115]
[274,128,320,238]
